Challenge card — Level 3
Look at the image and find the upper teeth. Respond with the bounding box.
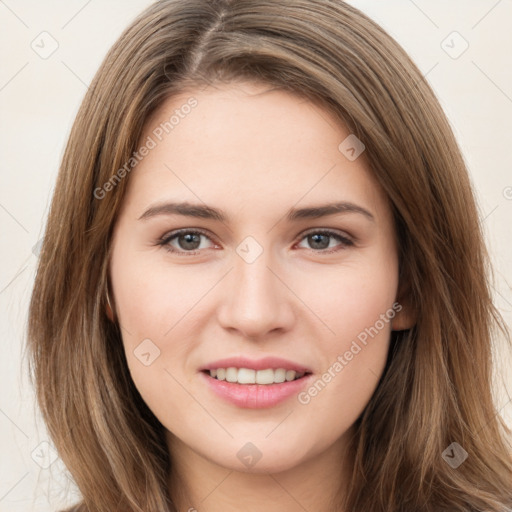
[209,367,304,385]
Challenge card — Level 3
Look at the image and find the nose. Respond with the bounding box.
[216,247,296,340]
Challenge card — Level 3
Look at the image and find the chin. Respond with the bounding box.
[207,438,312,474]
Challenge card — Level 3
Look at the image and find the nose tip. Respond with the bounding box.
[216,252,295,339]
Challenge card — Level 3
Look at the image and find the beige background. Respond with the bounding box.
[0,1,511,510]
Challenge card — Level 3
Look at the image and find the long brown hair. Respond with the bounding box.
[27,1,512,511]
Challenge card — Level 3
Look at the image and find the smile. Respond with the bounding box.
[206,367,308,385]
[200,370,313,409]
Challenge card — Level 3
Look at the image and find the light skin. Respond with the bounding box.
[109,81,414,511]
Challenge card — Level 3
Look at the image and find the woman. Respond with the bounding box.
[27,0,512,511]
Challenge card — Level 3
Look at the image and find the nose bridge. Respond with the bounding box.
[217,238,293,337]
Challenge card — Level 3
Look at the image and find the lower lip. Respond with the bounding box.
[200,371,313,409]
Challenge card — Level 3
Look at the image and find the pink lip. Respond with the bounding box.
[199,371,314,409]
[200,356,312,373]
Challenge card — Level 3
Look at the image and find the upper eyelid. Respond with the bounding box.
[300,227,352,238]
[161,227,219,244]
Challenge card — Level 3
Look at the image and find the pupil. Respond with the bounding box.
[309,233,329,249]
[179,233,200,250]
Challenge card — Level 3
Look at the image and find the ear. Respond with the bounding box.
[391,277,416,331]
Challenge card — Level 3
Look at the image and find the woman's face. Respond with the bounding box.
[109,81,412,474]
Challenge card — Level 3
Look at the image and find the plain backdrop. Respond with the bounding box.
[1,1,511,511]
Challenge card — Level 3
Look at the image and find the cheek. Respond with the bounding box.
[300,256,399,343]
[109,247,213,404]
[111,245,206,340]
[295,252,398,415]
[304,329,390,436]
[111,260,196,423]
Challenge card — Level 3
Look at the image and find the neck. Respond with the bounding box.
[166,428,355,512]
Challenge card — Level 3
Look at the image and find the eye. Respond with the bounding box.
[157,228,354,256]
[158,229,217,255]
[296,230,354,253]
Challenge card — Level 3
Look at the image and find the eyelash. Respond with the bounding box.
[156,228,354,256]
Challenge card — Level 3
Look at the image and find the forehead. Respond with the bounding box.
[120,81,389,223]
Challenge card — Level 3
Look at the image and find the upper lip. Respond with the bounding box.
[200,356,312,373]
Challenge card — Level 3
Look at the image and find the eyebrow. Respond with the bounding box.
[138,201,375,223]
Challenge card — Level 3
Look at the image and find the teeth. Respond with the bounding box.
[226,367,238,383]
[208,367,305,384]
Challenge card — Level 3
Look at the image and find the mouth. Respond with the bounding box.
[199,356,314,408]
[201,367,312,385]
[199,367,314,409]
